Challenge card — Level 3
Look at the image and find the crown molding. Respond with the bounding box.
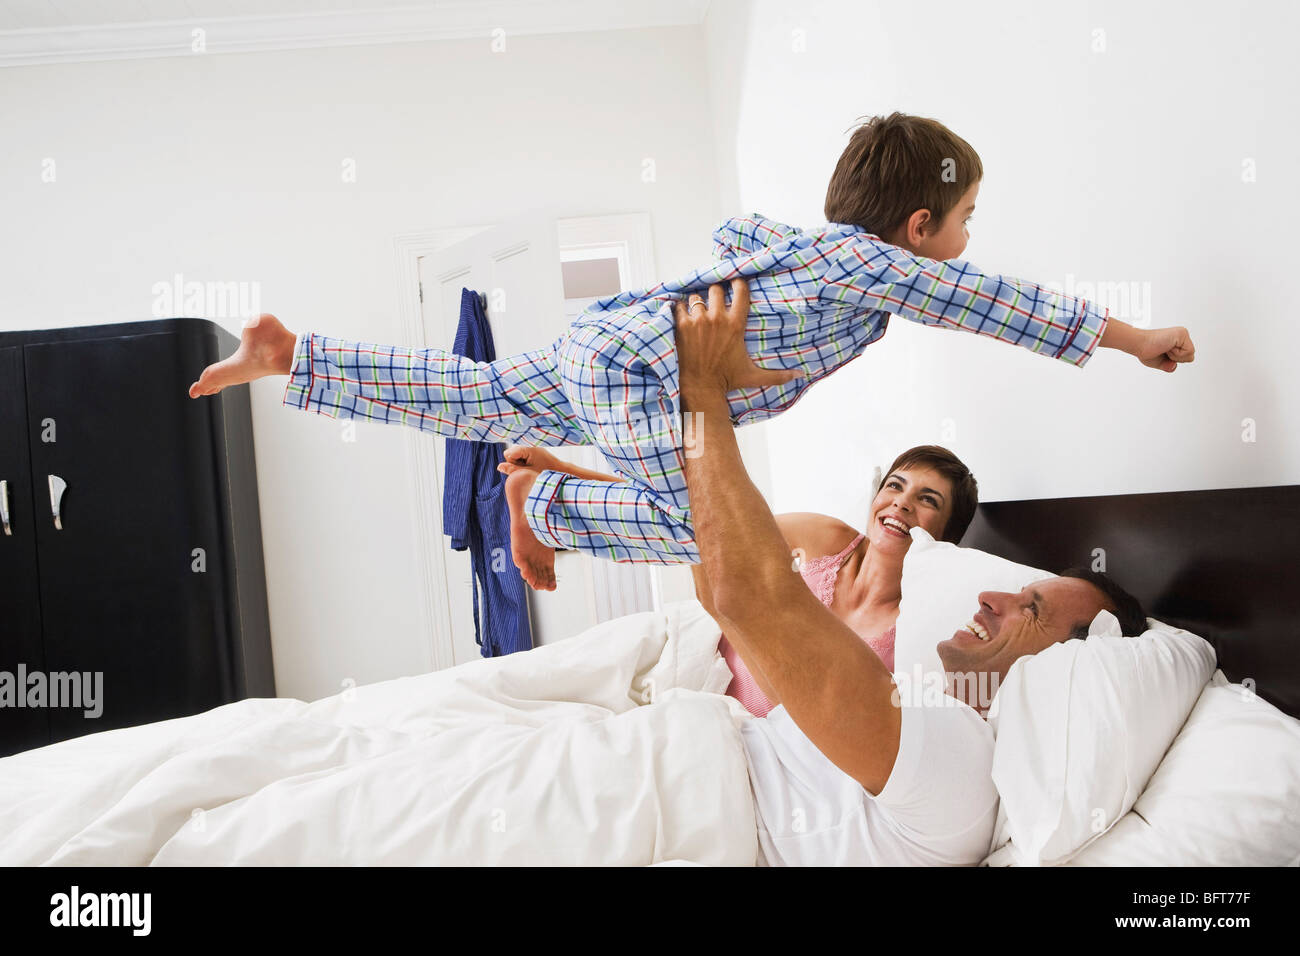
[0,0,711,69]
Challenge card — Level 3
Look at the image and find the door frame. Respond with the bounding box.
[393,213,655,671]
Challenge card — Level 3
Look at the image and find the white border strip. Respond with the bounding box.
[0,0,710,68]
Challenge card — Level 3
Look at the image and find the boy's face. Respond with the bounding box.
[895,180,979,261]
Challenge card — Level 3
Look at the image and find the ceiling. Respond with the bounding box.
[0,0,713,67]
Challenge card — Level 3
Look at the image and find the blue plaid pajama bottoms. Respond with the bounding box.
[282,312,705,564]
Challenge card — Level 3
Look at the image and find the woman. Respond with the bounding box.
[502,442,978,720]
[717,444,978,717]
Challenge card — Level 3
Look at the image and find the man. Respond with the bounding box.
[675,278,1148,866]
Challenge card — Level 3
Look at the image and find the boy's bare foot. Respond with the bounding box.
[188,313,299,399]
[499,445,563,474]
[502,467,557,591]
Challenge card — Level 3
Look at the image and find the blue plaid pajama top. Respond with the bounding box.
[282,213,1110,564]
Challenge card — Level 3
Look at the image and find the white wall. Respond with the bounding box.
[704,0,1300,529]
[9,0,1292,701]
[0,25,726,700]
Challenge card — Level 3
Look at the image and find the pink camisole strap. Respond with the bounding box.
[718,532,897,718]
[798,532,867,606]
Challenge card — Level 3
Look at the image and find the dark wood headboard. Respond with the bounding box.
[961,484,1300,719]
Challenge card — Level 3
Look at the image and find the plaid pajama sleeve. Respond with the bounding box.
[819,242,1110,367]
[281,331,588,446]
[524,470,699,564]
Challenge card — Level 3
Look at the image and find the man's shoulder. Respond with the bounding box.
[867,699,998,863]
[749,698,996,865]
[899,695,995,752]
[874,696,996,809]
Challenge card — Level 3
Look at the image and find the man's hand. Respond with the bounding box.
[1131,325,1196,372]
[674,279,803,397]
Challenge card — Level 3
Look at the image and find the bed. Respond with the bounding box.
[1,483,1296,866]
[961,481,1300,865]
[0,600,758,866]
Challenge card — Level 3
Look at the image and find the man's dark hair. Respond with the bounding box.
[1058,567,1148,638]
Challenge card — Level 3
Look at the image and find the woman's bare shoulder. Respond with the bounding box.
[775,512,863,558]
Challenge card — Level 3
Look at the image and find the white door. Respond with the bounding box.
[418,217,604,664]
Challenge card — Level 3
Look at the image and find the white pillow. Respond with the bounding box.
[893,527,1219,865]
[1063,669,1300,865]
[984,614,1216,865]
[894,526,1053,680]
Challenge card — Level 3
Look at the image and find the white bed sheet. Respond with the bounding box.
[0,600,759,866]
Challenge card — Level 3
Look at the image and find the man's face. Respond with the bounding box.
[936,576,1113,705]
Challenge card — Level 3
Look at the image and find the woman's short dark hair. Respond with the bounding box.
[881,445,978,544]
[1058,567,1149,637]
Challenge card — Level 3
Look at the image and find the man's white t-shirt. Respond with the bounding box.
[739,697,999,866]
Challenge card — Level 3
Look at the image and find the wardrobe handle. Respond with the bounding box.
[0,479,10,535]
[48,474,67,531]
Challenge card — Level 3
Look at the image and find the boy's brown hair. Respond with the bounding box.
[824,112,983,238]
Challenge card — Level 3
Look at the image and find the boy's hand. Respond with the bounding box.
[1132,325,1195,373]
[674,279,803,396]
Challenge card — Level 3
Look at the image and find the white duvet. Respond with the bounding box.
[0,601,759,866]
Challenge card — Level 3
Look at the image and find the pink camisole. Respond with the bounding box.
[718,533,896,718]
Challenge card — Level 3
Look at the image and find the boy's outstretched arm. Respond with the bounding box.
[821,242,1195,372]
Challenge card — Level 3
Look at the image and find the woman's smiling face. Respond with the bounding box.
[868,466,953,550]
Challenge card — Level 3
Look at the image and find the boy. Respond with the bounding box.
[190,113,1194,590]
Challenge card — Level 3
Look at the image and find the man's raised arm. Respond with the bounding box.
[675,280,902,795]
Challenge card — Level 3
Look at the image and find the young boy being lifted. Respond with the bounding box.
[190,112,1194,590]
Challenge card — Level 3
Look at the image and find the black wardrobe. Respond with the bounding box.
[0,318,274,757]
